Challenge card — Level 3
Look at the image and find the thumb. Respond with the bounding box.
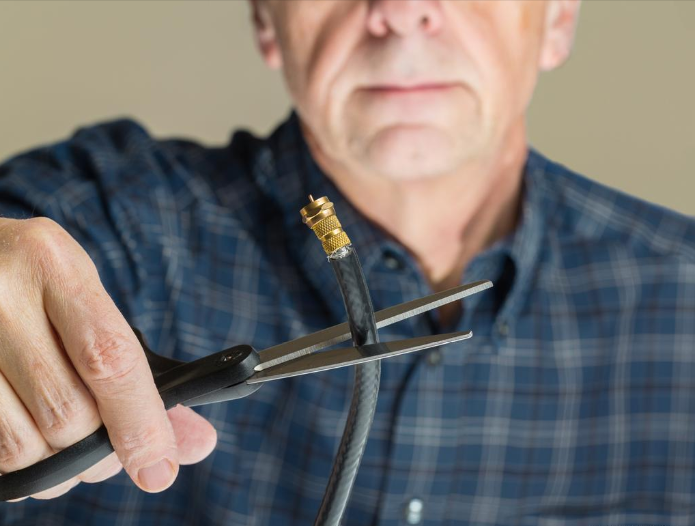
[167,405,218,465]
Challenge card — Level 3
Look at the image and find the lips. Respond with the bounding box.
[362,82,458,94]
[352,80,464,121]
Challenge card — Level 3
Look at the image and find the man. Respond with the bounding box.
[0,0,693,524]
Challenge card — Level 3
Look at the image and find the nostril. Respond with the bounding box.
[424,11,445,33]
[366,0,443,37]
[420,13,440,34]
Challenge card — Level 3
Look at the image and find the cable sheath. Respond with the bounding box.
[313,247,381,526]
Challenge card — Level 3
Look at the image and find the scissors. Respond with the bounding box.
[0,279,492,501]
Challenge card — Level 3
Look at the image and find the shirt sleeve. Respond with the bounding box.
[0,118,166,317]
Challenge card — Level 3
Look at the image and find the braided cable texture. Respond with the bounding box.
[313,249,381,526]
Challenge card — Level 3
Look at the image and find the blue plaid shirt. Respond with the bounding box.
[0,112,694,526]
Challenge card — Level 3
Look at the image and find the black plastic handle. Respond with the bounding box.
[0,328,261,501]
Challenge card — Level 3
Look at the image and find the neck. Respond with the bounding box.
[303,120,527,306]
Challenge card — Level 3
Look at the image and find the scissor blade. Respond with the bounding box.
[248,331,472,384]
[255,280,491,372]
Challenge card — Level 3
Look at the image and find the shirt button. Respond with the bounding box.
[497,320,509,337]
[404,498,424,525]
[383,254,403,270]
[426,349,442,366]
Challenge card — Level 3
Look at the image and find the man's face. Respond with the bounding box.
[253,0,578,181]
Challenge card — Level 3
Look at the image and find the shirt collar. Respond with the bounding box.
[501,147,554,325]
[250,111,552,329]
[249,112,390,325]
[460,147,552,332]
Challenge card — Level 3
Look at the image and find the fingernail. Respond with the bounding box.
[137,458,176,492]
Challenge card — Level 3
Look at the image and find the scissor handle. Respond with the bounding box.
[0,327,261,502]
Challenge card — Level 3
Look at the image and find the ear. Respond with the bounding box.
[249,0,282,69]
[538,0,581,71]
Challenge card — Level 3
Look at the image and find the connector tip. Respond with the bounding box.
[300,195,351,255]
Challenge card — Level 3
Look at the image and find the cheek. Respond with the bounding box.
[503,4,546,86]
[276,4,363,140]
[273,21,314,100]
[457,2,542,116]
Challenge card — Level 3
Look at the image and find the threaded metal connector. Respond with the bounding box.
[300,195,351,256]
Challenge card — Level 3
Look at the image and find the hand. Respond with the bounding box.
[0,217,217,500]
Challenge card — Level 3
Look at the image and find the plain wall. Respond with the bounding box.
[0,1,692,214]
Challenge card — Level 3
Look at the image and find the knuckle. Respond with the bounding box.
[17,217,63,254]
[115,424,167,467]
[15,218,91,281]
[35,390,98,444]
[0,417,29,471]
[120,425,160,454]
[78,330,140,386]
[21,216,62,238]
[20,219,69,275]
[0,219,18,257]
[0,430,26,469]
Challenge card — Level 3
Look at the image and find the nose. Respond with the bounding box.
[366,0,444,38]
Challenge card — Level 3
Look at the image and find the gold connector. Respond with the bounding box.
[300,195,351,255]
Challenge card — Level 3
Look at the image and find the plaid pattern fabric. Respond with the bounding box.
[0,112,694,526]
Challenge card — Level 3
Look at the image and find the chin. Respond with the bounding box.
[359,125,461,181]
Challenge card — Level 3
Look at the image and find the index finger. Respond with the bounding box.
[42,261,179,493]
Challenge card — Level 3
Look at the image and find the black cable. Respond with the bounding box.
[313,247,382,526]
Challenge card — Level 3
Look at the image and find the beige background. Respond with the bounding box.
[0,1,692,215]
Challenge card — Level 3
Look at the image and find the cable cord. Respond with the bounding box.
[313,247,382,526]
